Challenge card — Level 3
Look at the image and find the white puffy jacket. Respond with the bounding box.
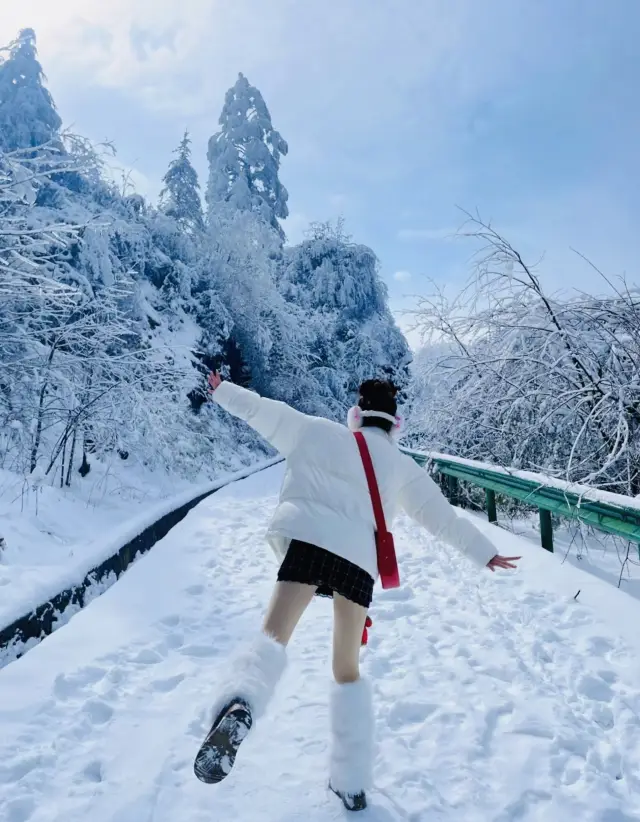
[212,382,497,580]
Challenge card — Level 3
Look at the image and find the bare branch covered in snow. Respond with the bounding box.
[406,212,640,497]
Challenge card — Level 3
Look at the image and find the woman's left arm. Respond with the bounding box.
[398,454,520,571]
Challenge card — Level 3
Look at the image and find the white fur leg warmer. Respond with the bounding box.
[329,677,375,795]
[209,632,287,725]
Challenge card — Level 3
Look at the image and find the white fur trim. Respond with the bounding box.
[347,406,363,431]
[329,677,375,794]
[209,632,287,725]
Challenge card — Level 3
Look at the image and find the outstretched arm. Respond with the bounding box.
[207,372,308,457]
[398,455,520,571]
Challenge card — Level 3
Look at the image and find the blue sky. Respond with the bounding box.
[2,1,638,346]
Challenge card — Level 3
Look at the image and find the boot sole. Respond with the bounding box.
[194,702,253,784]
[329,782,368,811]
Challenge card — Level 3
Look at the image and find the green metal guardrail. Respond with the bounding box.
[401,447,640,555]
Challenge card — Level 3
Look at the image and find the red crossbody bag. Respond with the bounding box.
[353,431,400,589]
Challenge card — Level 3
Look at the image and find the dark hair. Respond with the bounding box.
[358,379,398,433]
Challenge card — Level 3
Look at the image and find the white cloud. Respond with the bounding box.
[1,0,286,116]
[394,270,412,282]
[0,1,516,123]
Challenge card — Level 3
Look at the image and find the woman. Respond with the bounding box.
[194,373,520,811]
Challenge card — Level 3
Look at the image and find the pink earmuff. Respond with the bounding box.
[347,406,363,431]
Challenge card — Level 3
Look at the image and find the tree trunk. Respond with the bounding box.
[65,425,78,487]
[30,380,48,473]
[60,427,67,488]
[29,344,57,473]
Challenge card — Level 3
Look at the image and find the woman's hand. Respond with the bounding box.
[487,554,521,572]
[208,371,222,393]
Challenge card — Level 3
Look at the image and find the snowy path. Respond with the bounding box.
[1,465,639,822]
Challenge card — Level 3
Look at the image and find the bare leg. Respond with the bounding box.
[332,593,368,683]
[262,581,317,646]
[329,594,373,805]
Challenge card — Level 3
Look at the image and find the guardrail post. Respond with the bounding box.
[539,508,554,552]
[448,475,459,507]
[486,489,497,523]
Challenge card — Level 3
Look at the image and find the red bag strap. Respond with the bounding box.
[353,431,388,535]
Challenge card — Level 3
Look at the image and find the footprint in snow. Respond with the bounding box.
[152,673,186,693]
[132,647,164,665]
[577,674,614,703]
[82,698,114,725]
[53,665,107,699]
[584,636,616,658]
[0,752,55,784]
[386,699,439,730]
[159,631,185,651]
[81,759,103,784]
[590,703,615,730]
[5,796,35,822]
[185,583,205,596]
[478,703,514,753]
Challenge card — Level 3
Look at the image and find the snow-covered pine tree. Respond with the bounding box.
[206,73,289,239]
[0,29,62,151]
[159,130,204,232]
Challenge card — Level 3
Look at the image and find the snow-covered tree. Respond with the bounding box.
[0,29,62,152]
[0,30,415,487]
[205,207,288,385]
[280,220,411,408]
[206,73,289,238]
[281,220,387,318]
[159,130,204,232]
[0,145,83,304]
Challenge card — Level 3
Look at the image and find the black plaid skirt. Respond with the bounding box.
[277,539,374,609]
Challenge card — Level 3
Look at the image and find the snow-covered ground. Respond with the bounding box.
[1,464,639,822]
[505,516,640,603]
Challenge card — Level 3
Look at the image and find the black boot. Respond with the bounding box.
[330,782,368,811]
[193,632,287,785]
[194,700,253,784]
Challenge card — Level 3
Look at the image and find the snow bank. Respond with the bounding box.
[0,457,282,636]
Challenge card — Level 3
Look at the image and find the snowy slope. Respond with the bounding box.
[0,456,279,631]
[1,465,639,822]
[502,516,640,602]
